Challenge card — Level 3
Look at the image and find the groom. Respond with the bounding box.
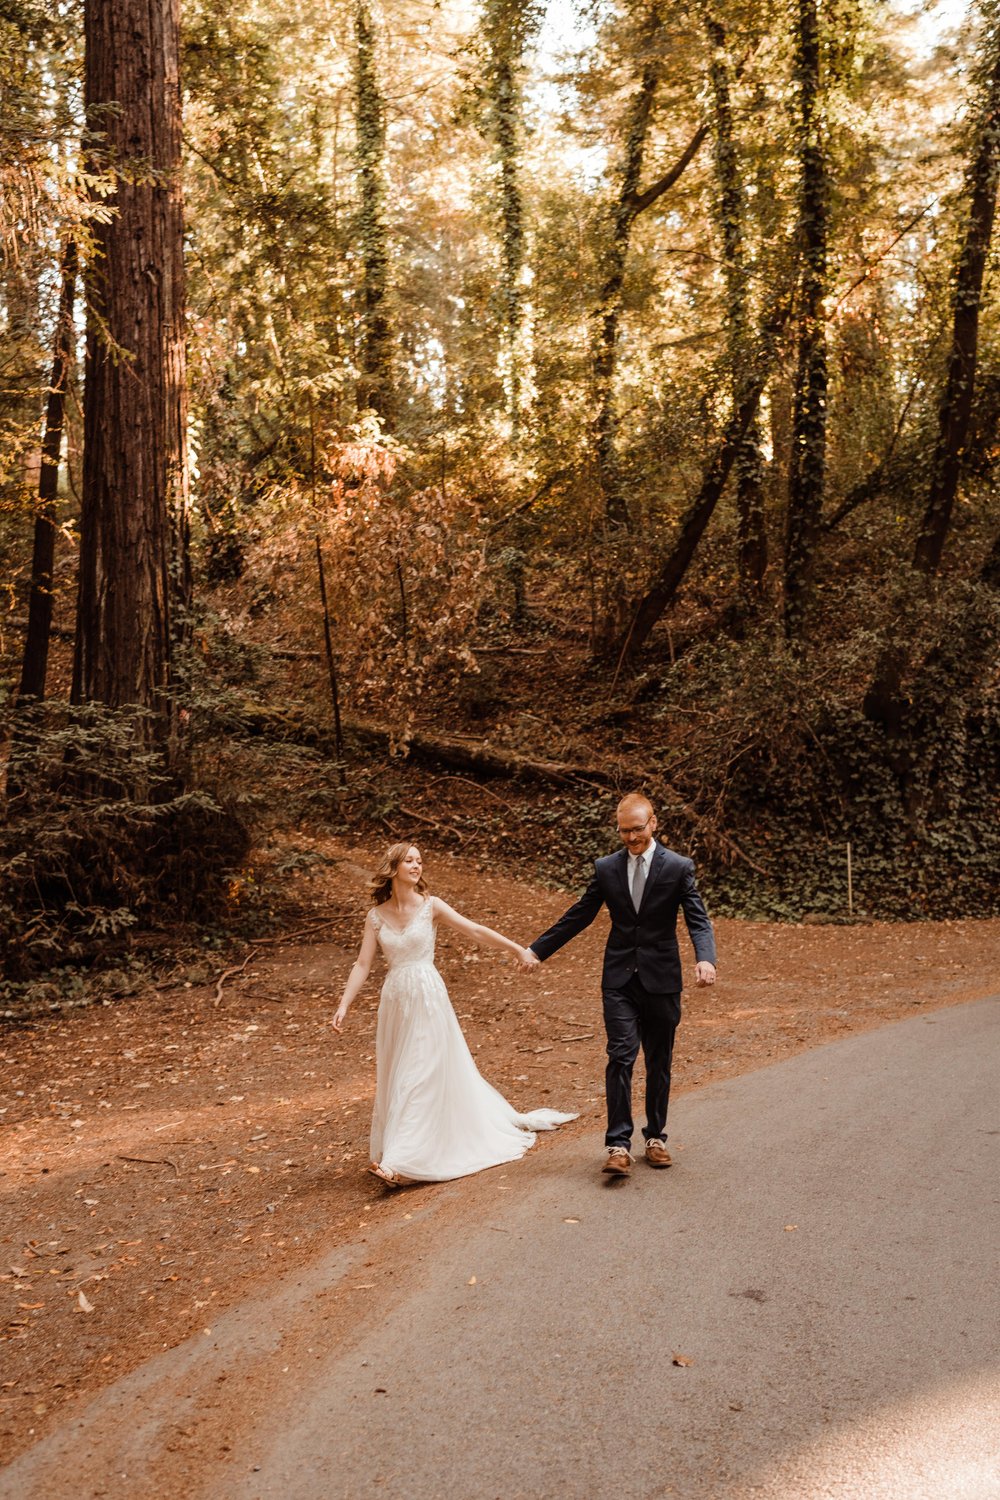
[523,793,716,1177]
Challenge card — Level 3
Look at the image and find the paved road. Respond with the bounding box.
[4,999,998,1500]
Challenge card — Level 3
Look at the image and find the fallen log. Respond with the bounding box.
[236,704,616,787]
[357,724,617,788]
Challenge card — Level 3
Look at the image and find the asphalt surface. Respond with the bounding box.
[4,997,998,1500]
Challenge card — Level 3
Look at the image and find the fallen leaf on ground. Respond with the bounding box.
[77,1291,94,1314]
[672,1353,694,1367]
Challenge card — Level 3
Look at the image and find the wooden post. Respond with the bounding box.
[846,841,853,917]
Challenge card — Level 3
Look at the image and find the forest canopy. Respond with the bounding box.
[1,0,998,994]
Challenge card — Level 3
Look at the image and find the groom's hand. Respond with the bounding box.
[519,948,541,974]
[695,961,717,987]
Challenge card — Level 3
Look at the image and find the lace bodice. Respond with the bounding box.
[371,898,437,969]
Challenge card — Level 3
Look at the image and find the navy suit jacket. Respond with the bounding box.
[530,843,716,996]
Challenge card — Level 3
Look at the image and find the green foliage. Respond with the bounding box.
[635,605,1000,920]
[0,703,250,982]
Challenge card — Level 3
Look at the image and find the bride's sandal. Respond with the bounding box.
[367,1163,412,1188]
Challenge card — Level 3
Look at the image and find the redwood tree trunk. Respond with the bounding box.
[19,238,77,701]
[783,0,829,639]
[73,0,189,727]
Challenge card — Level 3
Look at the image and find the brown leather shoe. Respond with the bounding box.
[644,1139,672,1168]
[602,1147,633,1176]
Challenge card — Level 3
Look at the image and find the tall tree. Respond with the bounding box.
[480,0,541,441]
[592,1,666,535]
[19,238,77,701]
[354,0,393,423]
[864,13,1000,729]
[73,0,189,730]
[612,288,792,662]
[705,14,768,608]
[912,32,1000,575]
[783,0,829,638]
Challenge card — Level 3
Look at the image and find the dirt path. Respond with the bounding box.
[2,838,998,1467]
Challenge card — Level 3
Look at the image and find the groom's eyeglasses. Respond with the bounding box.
[618,819,651,836]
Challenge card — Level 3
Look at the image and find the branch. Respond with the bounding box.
[628,122,709,216]
[213,945,260,1006]
[628,41,759,219]
[821,373,921,533]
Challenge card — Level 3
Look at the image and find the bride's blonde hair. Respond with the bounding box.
[369,841,428,906]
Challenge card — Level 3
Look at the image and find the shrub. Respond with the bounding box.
[1,701,250,981]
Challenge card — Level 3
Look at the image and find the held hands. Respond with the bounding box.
[517,946,541,974]
[695,961,717,988]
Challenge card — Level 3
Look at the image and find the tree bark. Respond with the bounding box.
[482,0,538,441]
[73,0,189,733]
[705,16,768,608]
[912,46,1000,575]
[592,2,665,535]
[783,0,829,639]
[354,0,393,423]
[19,238,77,702]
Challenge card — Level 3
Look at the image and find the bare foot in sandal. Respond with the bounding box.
[367,1163,413,1188]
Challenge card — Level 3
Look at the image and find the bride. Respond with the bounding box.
[332,841,576,1186]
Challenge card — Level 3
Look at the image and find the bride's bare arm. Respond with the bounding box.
[332,913,379,1031]
[431,897,532,963]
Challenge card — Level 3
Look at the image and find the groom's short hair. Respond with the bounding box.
[617,792,654,820]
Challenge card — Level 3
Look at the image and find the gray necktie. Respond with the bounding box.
[631,854,646,911]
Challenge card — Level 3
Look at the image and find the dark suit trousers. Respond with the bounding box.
[602,976,679,1149]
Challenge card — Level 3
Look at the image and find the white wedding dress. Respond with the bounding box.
[369,897,576,1182]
